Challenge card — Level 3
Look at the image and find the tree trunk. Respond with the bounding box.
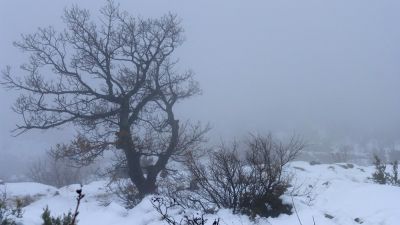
[116,102,156,197]
[115,104,180,198]
[117,127,158,197]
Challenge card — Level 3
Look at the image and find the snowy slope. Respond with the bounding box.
[2,161,399,225]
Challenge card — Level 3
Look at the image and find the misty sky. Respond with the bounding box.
[1,0,400,165]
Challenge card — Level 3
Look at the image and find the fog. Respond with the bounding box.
[1,0,400,179]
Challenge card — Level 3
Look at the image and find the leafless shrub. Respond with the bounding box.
[13,195,35,208]
[157,164,213,213]
[28,151,94,188]
[110,179,141,209]
[151,196,219,225]
[185,134,305,218]
[289,178,319,207]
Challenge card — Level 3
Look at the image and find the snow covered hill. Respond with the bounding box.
[2,161,399,225]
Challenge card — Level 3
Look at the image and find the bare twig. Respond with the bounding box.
[70,188,85,225]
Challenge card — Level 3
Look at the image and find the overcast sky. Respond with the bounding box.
[1,0,400,166]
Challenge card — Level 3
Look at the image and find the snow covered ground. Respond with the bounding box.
[2,161,399,225]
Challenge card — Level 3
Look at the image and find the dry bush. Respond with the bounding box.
[151,196,219,225]
[110,179,141,209]
[184,134,305,218]
[28,152,94,188]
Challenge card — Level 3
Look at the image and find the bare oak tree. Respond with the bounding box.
[2,1,206,197]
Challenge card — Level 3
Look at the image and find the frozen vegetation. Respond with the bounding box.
[1,161,399,225]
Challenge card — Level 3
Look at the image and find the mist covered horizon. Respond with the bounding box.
[1,0,400,179]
